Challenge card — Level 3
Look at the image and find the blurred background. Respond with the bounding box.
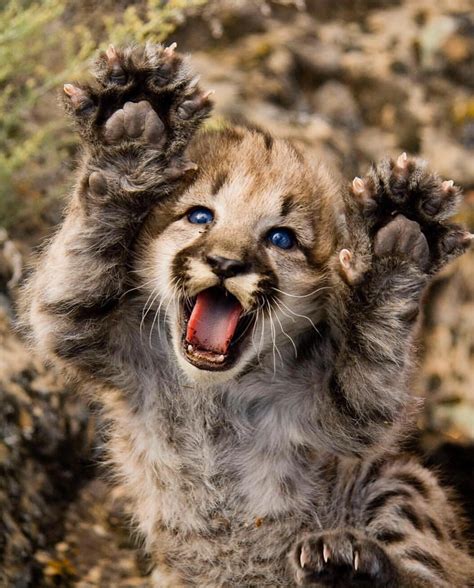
[0,0,473,585]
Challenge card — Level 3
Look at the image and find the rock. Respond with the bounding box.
[421,127,474,186]
[311,81,362,130]
[0,231,93,587]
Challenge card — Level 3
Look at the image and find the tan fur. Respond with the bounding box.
[20,45,474,587]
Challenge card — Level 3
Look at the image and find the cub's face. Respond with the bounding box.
[136,128,343,384]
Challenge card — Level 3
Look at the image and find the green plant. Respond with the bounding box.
[0,0,207,233]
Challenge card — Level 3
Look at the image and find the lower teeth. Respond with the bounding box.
[186,344,226,363]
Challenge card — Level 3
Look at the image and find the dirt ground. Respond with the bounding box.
[1,0,473,586]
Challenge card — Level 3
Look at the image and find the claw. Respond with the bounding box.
[164,42,177,57]
[339,248,352,270]
[323,544,331,563]
[442,179,454,191]
[178,92,213,120]
[106,44,118,63]
[63,83,79,97]
[352,177,366,197]
[396,152,408,169]
[461,232,474,245]
[105,44,127,85]
[164,159,198,180]
[300,545,310,569]
[183,161,199,172]
[353,550,360,572]
[189,75,201,89]
[296,569,306,584]
[63,84,94,112]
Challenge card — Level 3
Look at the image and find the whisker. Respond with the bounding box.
[140,287,161,337]
[273,298,296,324]
[273,307,298,359]
[149,289,170,348]
[258,303,266,364]
[251,306,260,360]
[277,298,321,336]
[122,278,157,299]
[271,285,331,299]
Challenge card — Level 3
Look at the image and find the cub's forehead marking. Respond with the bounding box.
[211,170,228,195]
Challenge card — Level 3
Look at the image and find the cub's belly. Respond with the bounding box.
[154,512,304,587]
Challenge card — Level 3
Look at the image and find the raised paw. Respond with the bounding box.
[62,42,213,159]
[292,529,397,588]
[351,154,472,272]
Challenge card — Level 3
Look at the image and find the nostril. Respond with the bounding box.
[206,255,248,278]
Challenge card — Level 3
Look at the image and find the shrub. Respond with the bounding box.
[0,0,207,234]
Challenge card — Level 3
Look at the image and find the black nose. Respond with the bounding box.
[206,255,249,278]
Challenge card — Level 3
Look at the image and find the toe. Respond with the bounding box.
[143,109,165,144]
[88,172,108,197]
[177,90,214,120]
[104,109,125,143]
[63,84,95,115]
[105,44,127,85]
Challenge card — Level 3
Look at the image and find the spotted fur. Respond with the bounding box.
[21,44,473,587]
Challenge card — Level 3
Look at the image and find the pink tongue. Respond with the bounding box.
[186,289,243,355]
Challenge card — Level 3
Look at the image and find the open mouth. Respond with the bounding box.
[181,287,254,371]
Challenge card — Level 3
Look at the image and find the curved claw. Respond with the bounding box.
[164,41,177,57]
[339,248,352,270]
[300,544,310,569]
[105,44,127,85]
[396,152,408,170]
[178,91,214,120]
[323,543,331,563]
[353,550,360,572]
[462,232,474,246]
[63,84,94,112]
[352,177,366,197]
[442,179,454,192]
[105,44,119,63]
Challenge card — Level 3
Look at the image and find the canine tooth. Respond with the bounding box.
[187,345,193,352]
[216,355,225,363]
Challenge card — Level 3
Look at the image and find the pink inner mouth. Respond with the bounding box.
[185,288,243,355]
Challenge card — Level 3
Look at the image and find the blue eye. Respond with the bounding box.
[267,228,296,250]
[187,207,214,224]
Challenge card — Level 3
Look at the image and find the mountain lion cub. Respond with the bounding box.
[22,44,474,587]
